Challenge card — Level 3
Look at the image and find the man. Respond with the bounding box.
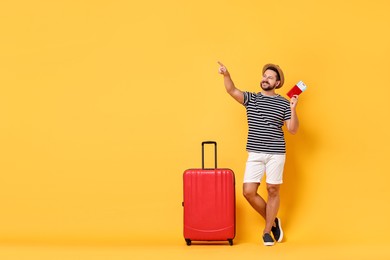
[218,61,299,246]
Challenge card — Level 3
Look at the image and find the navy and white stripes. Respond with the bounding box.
[243,92,291,154]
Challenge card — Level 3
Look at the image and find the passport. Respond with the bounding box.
[287,81,307,98]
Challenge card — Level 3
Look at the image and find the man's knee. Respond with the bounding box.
[267,184,280,197]
[243,183,259,201]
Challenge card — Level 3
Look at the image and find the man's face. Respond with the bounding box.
[260,69,280,91]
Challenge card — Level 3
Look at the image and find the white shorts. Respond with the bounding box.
[243,152,286,184]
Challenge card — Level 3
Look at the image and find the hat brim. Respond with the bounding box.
[263,64,284,89]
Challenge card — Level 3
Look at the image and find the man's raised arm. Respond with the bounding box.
[218,61,244,104]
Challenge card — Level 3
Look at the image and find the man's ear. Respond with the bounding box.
[276,81,280,87]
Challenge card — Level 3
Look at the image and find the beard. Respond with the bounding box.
[260,81,277,91]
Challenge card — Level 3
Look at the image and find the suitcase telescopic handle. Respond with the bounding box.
[202,141,217,169]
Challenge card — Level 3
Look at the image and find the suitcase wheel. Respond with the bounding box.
[185,239,191,246]
[228,239,233,246]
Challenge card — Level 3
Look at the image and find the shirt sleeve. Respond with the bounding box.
[243,91,250,107]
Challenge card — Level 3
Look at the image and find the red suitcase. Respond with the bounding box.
[183,141,235,246]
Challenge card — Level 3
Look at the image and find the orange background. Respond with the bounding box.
[0,0,389,257]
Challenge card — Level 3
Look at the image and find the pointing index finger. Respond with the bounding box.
[217,61,224,67]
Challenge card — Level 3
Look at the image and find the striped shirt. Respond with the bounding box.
[243,92,291,154]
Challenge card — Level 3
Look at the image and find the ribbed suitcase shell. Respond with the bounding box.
[183,142,235,245]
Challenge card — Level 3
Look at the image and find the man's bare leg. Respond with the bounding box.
[243,183,267,219]
[263,183,280,234]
